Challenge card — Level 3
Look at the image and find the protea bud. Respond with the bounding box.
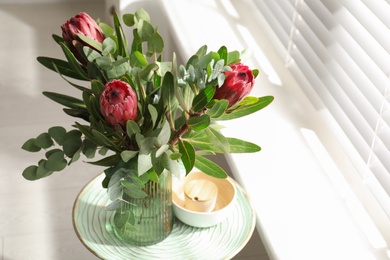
[100,80,138,126]
[61,12,105,65]
[213,63,255,107]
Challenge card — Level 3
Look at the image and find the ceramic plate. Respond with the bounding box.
[73,173,255,260]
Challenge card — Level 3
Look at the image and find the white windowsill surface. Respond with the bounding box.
[114,0,390,259]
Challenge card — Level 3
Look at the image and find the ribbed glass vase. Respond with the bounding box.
[113,170,173,246]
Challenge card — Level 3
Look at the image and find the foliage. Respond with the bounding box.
[21,8,273,222]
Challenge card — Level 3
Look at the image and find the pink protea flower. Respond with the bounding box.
[61,12,105,64]
[100,80,138,126]
[213,63,255,108]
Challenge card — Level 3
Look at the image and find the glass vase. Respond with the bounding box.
[113,170,173,246]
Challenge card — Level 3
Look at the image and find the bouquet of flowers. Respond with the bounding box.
[21,8,273,231]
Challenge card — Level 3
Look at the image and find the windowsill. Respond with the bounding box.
[114,0,389,258]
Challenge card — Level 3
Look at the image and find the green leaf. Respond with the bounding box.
[78,33,103,52]
[161,71,178,113]
[123,13,135,27]
[192,86,215,112]
[63,135,82,158]
[59,42,89,80]
[148,105,158,128]
[194,155,227,178]
[227,138,261,153]
[48,126,67,145]
[88,154,121,166]
[131,51,148,67]
[187,114,210,131]
[36,160,54,179]
[99,23,115,37]
[43,91,86,109]
[195,45,208,58]
[169,152,181,160]
[155,121,171,147]
[35,133,53,149]
[114,210,134,229]
[22,165,39,180]
[37,57,87,80]
[205,127,230,153]
[121,150,138,162]
[135,8,151,23]
[206,99,228,118]
[91,80,105,96]
[227,50,240,65]
[252,69,259,78]
[83,46,101,62]
[122,182,148,199]
[22,138,41,152]
[45,150,67,171]
[147,31,164,55]
[138,153,152,176]
[178,140,195,174]
[82,139,98,158]
[92,129,115,147]
[113,12,129,57]
[102,37,116,55]
[137,19,154,41]
[218,46,228,64]
[126,120,141,139]
[217,96,274,120]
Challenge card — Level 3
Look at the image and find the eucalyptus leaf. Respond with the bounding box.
[35,133,54,149]
[138,153,152,176]
[147,32,164,55]
[121,150,138,162]
[137,19,154,41]
[122,13,135,27]
[22,138,41,152]
[83,46,101,62]
[22,165,39,180]
[114,210,132,229]
[48,126,67,145]
[45,150,67,171]
[102,37,116,55]
[104,200,123,211]
[126,120,141,139]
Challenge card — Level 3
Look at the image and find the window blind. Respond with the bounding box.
[254,0,390,217]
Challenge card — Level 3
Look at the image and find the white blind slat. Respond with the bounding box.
[256,0,390,215]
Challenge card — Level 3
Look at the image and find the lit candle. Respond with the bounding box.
[184,179,218,212]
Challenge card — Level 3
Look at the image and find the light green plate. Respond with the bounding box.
[73,173,255,260]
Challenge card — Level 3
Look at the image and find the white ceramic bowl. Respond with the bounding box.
[172,171,236,228]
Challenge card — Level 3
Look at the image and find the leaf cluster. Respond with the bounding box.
[21,8,274,214]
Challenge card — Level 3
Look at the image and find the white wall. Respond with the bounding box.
[0,0,103,4]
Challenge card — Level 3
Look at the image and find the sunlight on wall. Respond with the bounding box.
[0,9,39,97]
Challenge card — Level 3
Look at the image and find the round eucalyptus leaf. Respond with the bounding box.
[22,165,39,180]
[45,150,67,171]
[48,126,66,145]
[21,138,41,152]
[35,133,54,149]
